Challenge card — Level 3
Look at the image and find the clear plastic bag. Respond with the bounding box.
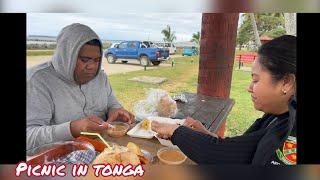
[133,89,178,119]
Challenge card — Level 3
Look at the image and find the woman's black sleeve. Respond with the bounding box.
[171,126,265,164]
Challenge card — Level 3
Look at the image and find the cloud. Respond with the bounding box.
[27,13,202,41]
[3,0,209,12]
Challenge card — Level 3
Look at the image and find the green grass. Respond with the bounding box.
[235,49,256,55]
[27,50,54,56]
[175,49,183,55]
[225,69,263,136]
[108,56,199,111]
[108,54,262,137]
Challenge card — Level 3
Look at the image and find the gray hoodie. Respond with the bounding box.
[27,23,122,151]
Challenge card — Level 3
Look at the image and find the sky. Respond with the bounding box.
[27,13,202,42]
[27,13,243,42]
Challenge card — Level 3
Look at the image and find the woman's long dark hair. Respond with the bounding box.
[258,35,296,82]
[253,35,297,165]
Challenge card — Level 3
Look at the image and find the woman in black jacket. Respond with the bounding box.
[151,35,297,165]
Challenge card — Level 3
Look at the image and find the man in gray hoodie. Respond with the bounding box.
[27,23,134,151]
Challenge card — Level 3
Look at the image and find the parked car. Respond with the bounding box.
[141,41,159,48]
[155,42,176,55]
[182,46,198,56]
[110,43,120,48]
[104,41,170,66]
[103,43,119,58]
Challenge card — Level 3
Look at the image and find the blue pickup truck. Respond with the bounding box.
[104,41,170,66]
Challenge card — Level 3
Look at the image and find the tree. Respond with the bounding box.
[236,18,252,50]
[161,25,176,43]
[263,28,286,38]
[237,13,286,51]
[249,13,261,48]
[190,31,200,46]
[284,13,296,35]
[256,15,284,34]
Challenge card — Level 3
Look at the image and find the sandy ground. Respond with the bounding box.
[27,54,183,75]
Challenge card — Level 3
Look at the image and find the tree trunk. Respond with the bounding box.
[198,13,239,98]
[249,13,261,49]
[284,13,296,36]
[198,13,239,138]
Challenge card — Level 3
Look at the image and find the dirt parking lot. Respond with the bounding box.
[26,55,183,75]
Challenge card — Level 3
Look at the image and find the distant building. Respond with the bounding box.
[173,41,198,50]
[27,35,56,47]
[260,35,273,44]
[27,35,56,42]
[27,35,56,44]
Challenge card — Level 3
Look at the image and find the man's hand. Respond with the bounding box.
[183,117,218,138]
[106,108,135,124]
[151,121,179,139]
[70,115,106,138]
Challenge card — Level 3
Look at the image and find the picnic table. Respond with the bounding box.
[103,133,195,165]
[236,54,257,69]
[102,92,234,165]
[175,92,235,133]
[27,92,234,165]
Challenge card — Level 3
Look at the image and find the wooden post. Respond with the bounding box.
[239,55,241,70]
[198,13,239,137]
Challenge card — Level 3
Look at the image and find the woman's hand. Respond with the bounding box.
[151,121,179,139]
[183,117,218,138]
[183,117,208,134]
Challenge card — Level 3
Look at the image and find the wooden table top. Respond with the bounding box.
[102,132,195,165]
[98,92,234,165]
[175,92,235,133]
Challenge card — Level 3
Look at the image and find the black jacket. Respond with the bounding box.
[171,95,297,165]
[251,95,296,165]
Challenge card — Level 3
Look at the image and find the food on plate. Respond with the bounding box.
[126,142,149,164]
[127,142,143,156]
[121,151,141,165]
[93,143,149,165]
[138,155,149,165]
[76,136,106,153]
[156,96,177,117]
[140,119,151,130]
[106,122,130,137]
[93,144,140,165]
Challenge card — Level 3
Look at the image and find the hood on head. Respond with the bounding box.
[51,23,103,84]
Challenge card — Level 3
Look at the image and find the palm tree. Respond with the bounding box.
[242,13,261,49]
[249,13,261,48]
[161,25,176,43]
[191,31,200,46]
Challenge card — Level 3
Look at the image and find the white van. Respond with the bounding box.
[156,42,176,55]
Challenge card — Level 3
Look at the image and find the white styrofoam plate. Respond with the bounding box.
[127,116,185,148]
[148,116,185,147]
[147,116,185,125]
[155,135,179,148]
[127,120,155,139]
